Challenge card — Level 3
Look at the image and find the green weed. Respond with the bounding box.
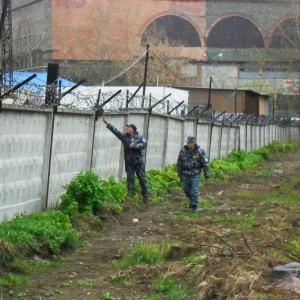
[0,273,30,286]
[65,278,95,287]
[115,242,171,267]
[228,192,265,201]
[12,259,67,275]
[211,209,257,229]
[255,170,277,178]
[148,164,179,188]
[59,171,127,217]
[151,278,188,299]
[182,252,207,265]
[198,201,217,208]
[0,210,81,261]
[99,292,114,300]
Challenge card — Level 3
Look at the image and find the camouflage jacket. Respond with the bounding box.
[106,124,147,169]
[177,144,210,178]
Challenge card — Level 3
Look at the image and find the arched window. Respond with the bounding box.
[207,17,264,48]
[270,19,300,48]
[16,20,33,69]
[142,15,201,47]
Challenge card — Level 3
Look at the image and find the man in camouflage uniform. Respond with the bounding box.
[102,118,149,205]
[177,136,210,213]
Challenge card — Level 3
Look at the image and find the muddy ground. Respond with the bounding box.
[2,151,300,300]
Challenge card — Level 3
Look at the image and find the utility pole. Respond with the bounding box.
[0,0,13,88]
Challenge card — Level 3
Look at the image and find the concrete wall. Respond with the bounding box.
[0,104,293,223]
[291,126,300,141]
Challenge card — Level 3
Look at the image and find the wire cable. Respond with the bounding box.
[102,48,149,85]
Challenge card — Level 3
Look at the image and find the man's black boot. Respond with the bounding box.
[190,204,197,213]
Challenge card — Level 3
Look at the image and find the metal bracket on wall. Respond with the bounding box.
[0,74,36,113]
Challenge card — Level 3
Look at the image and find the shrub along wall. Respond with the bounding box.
[0,104,293,223]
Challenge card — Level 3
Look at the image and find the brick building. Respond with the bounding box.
[11,0,299,79]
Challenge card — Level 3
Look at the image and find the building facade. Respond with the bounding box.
[11,0,299,75]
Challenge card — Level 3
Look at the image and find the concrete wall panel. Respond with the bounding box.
[220,125,229,158]
[209,124,220,160]
[0,110,47,221]
[165,118,184,166]
[197,123,210,155]
[239,124,246,150]
[146,115,166,170]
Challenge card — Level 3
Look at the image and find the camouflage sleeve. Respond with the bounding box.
[176,149,183,177]
[198,148,210,179]
[132,135,147,150]
[107,124,124,141]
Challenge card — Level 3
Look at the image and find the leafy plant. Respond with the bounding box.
[0,210,80,262]
[147,165,180,192]
[59,171,126,217]
[210,147,270,181]
[99,292,114,300]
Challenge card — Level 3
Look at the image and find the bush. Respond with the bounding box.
[0,210,80,262]
[59,171,127,217]
[147,164,179,191]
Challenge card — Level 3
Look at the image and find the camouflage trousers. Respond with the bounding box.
[126,164,149,199]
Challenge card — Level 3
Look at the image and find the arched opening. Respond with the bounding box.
[16,20,34,69]
[141,15,201,47]
[270,19,300,48]
[207,16,264,48]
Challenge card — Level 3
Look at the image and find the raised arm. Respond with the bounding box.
[102,117,124,141]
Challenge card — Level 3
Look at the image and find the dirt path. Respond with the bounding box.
[3,151,300,300]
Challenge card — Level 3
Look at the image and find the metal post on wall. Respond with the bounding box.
[45,84,60,209]
[207,77,212,108]
[214,111,226,159]
[144,93,171,168]
[231,114,242,150]
[90,89,101,170]
[187,105,199,117]
[234,89,237,115]
[127,82,143,107]
[167,101,184,115]
[142,44,150,108]
[245,114,255,152]
[225,113,234,156]
[45,78,86,209]
[0,74,37,113]
[208,118,214,160]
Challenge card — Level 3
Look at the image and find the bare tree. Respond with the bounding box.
[50,0,197,86]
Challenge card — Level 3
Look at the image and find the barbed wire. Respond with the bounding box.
[0,45,289,126]
[1,74,287,125]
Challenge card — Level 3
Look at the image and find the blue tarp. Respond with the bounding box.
[10,71,76,87]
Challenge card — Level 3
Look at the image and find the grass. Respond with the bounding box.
[115,242,171,267]
[0,273,31,287]
[12,259,67,275]
[228,192,266,201]
[64,278,95,287]
[150,278,189,299]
